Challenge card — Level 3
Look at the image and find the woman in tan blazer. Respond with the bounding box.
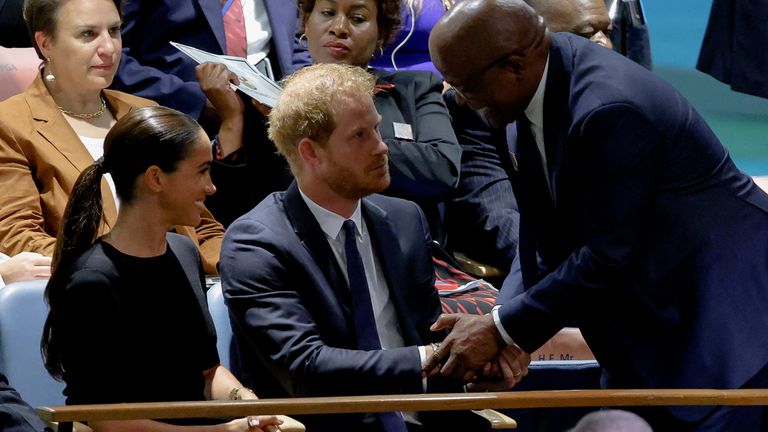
[0,0,224,274]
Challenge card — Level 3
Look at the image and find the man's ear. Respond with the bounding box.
[142,165,164,193]
[298,137,321,169]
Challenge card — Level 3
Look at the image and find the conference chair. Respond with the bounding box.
[0,280,65,408]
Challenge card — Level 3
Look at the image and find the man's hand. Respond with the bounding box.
[424,313,506,381]
[468,343,531,391]
[0,252,51,285]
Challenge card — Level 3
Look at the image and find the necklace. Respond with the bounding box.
[58,96,106,119]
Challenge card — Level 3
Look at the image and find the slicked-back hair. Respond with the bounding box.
[41,106,203,379]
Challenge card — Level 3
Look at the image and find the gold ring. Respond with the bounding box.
[513,370,522,377]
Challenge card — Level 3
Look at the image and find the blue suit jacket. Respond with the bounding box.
[220,182,482,431]
[443,87,519,270]
[0,373,50,431]
[697,0,768,99]
[112,0,310,118]
[497,33,768,420]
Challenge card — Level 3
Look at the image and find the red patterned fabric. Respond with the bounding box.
[433,256,498,315]
[222,0,247,58]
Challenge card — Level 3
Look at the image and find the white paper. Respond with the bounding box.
[170,41,281,107]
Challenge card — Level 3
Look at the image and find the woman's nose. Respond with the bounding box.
[330,16,349,37]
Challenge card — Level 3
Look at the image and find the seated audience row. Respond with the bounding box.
[221,62,522,431]
[1,0,767,431]
[42,105,286,432]
[201,0,461,244]
[0,0,224,273]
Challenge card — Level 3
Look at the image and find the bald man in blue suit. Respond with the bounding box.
[428,1,768,430]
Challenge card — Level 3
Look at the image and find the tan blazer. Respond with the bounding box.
[0,75,223,274]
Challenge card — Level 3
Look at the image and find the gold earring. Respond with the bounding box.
[299,33,307,42]
[44,57,55,82]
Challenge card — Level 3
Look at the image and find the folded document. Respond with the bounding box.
[170,41,281,107]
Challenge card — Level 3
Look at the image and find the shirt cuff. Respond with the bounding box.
[418,345,428,392]
[0,272,5,289]
[492,305,514,345]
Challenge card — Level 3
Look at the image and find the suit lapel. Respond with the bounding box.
[362,199,421,345]
[262,0,292,73]
[198,0,226,53]
[542,35,573,207]
[25,77,125,228]
[283,183,354,324]
[27,78,95,175]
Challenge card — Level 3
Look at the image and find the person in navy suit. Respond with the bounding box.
[427,1,768,430]
[0,0,29,47]
[0,373,50,432]
[444,0,617,272]
[220,63,508,432]
[112,0,310,119]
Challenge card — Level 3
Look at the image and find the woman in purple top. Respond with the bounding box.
[370,0,453,75]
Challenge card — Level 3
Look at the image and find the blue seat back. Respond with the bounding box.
[0,280,66,407]
[205,282,232,370]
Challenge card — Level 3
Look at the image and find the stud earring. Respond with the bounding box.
[44,57,55,82]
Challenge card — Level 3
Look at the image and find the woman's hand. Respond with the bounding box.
[226,415,283,432]
[0,252,51,285]
[196,62,244,123]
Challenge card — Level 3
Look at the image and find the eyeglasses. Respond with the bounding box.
[450,50,520,102]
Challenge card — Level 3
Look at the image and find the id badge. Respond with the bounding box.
[393,122,414,141]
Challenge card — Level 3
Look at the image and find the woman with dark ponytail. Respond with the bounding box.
[41,106,289,432]
[0,0,224,275]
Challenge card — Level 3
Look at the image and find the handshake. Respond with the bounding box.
[421,313,531,391]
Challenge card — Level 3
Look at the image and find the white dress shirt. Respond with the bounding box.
[242,0,273,67]
[493,56,551,346]
[298,188,427,423]
[523,55,551,189]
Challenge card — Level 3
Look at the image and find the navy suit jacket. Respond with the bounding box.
[112,0,310,118]
[443,87,519,270]
[221,182,481,431]
[697,0,768,99]
[496,33,768,421]
[0,373,50,432]
[0,0,29,48]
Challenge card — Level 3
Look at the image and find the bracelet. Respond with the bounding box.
[430,342,442,363]
[228,386,253,400]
